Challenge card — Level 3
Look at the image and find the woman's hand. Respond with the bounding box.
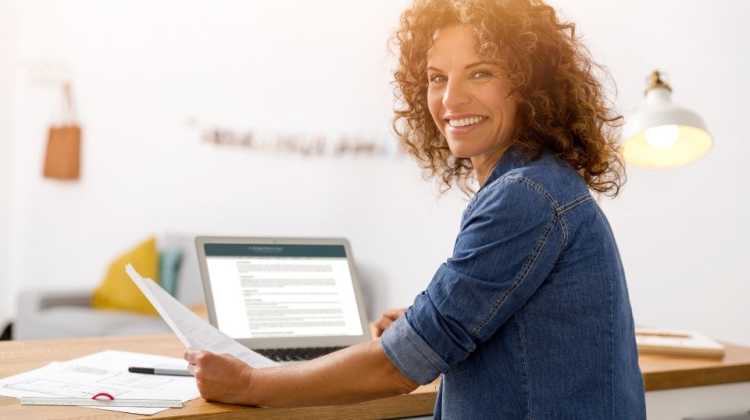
[369,307,407,339]
[184,349,255,405]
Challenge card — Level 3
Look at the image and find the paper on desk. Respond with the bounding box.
[125,264,277,368]
[0,350,199,415]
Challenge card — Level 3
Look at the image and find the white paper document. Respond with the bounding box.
[0,350,199,415]
[125,264,277,368]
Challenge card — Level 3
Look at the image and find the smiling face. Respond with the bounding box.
[426,25,518,170]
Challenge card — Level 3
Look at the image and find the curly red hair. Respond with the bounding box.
[392,0,625,196]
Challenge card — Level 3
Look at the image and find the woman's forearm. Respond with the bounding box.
[247,339,418,407]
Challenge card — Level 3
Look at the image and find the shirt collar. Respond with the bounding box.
[478,145,529,192]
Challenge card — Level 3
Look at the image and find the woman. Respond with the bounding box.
[185,0,646,418]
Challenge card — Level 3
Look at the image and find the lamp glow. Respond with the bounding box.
[644,125,679,149]
[622,71,713,168]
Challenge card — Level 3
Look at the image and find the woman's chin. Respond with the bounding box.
[446,144,477,160]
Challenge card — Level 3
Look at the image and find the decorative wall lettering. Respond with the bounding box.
[189,119,397,158]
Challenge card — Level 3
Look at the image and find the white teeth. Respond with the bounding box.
[448,116,484,127]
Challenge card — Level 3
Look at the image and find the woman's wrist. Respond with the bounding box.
[242,365,264,406]
[243,365,290,407]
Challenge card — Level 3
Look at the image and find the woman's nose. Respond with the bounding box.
[442,78,471,109]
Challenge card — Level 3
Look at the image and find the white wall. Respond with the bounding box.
[2,0,748,345]
[4,0,465,328]
[561,1,750,345]
[0,1,18,327]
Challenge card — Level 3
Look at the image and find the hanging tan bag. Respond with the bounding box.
[43,82,81,180]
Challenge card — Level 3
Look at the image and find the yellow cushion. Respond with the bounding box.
[91,237,160,315]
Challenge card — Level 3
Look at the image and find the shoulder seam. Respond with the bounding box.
[497,174,568,244]
[476,173,569,245]
[493,174,559,209]
[558,193,593,215]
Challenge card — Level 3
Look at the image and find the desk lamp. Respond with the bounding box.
[622,70,713,167]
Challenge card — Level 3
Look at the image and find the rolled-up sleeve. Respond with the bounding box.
[381,175,564,384]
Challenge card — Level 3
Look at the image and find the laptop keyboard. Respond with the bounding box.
[255,346,345,362]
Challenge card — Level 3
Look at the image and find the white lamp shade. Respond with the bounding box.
[622,85,713,168]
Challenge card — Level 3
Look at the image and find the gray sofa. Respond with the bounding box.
[14,234,205,340]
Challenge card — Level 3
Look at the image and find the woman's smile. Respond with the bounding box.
[445,114,488,134]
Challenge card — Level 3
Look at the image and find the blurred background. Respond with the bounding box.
[0,0,747,345]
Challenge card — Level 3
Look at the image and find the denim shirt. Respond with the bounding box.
[381,147,646,419]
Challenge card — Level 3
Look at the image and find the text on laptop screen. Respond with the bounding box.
[204,244,363,338]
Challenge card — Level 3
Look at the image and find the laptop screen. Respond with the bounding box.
[203,243,364,339]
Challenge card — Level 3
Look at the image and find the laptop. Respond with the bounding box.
[195,236,370,362]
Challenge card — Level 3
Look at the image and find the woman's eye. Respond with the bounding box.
[471,70,492,79]
[428,74,446,84]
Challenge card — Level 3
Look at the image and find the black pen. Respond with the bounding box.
[128,366,193,377]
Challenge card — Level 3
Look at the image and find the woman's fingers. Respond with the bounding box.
[370,307,408,339]
[383,308,407,321]
[369,322,380,340]
[369,315,393,339]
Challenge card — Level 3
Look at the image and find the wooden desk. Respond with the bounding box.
[0,335,436,420]
[1,335,749,420]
